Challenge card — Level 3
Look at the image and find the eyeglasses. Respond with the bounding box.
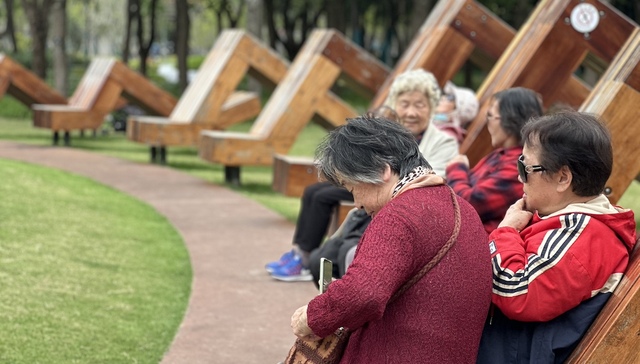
[486,112,501,122]
[517,154,545,183]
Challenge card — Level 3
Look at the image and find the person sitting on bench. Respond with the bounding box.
[266,69,458,282]
[476,111,637,364]
[432,80,479,144]
[446,87,543,234]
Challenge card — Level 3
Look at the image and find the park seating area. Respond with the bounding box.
[31,58,177,145]
[1,0,640,361]
[126,30,275,164]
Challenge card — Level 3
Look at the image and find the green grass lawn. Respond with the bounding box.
[0,112,330,222]
[0,158,191,363]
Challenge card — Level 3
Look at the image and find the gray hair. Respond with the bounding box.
[383,69,441,120]
[315,114,430,185]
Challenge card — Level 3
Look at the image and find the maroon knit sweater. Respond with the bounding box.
[307,185,492,364]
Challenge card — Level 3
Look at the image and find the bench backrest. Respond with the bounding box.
[461,0,637,166]
[68,58,117,109]
[0,54,67,106]
[167,29,288,125]
[577,28,640,204]
[567,237,640,363]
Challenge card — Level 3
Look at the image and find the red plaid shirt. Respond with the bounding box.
[446,147,523,233]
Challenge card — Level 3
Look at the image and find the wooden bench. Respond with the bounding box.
[31,58,177,145]
[127,30,277,163]
[0,54,67,106]
[273,0,588,197]
[460,0,637,168]
[272,154,318,198]
[199,29,389,184]
[567,237,640,362]
[576,28,640,204]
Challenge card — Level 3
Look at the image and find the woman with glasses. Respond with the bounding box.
[446,87,543,234]
[476,111,637,363]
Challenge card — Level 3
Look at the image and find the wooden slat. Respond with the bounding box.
[272,154,318,197]
[33,58,176,132]
[0,54,67,106]
[128,29,289,147]
[126,92,261,146]
[110,61,177,116]
[321,30,390,95]
[567,243,640,363]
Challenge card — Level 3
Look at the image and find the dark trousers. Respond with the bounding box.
[293,182,353,253]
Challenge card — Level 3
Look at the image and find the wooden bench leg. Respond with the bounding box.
[53,131,59,146]
[150,146,157,163]
[225,166,241,186]
[159,146,167,165]
[63,131,71,146]
[150,146,168,164]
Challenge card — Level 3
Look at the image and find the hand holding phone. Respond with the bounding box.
[319,258,333,293]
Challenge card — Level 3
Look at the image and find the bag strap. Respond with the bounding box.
[389,186,461,303]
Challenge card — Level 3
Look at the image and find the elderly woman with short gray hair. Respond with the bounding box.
[289,115,492,363]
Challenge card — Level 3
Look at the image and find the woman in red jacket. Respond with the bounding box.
[289,115,492,363]
[476,111,637,363]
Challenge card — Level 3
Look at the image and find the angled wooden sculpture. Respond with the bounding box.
[461,0,637,169]
[201,0,546,185]
[199,29,389,184]
[575,28,640,205]
[32,58,177,145]
[271,0,588,196]
[0,54,67,106]
[127,30,276,163]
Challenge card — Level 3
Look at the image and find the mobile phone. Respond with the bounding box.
[319,258,333,293]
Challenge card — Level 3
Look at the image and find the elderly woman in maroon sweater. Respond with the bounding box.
[289,115,492,363]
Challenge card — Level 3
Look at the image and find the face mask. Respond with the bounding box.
[433,113,450,122]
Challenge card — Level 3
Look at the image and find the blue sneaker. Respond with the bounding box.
[271,254,313,282]
[265,249,295,273]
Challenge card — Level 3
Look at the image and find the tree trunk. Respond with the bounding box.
[246,0,263,94]
[122,0,135,64]
[0,0,18,52]
[326,0,345,33]
[135,0,158,76]
[263,0,278,50]
[51,0,68,95]
[21,0,55,78]
[175,0,190,92]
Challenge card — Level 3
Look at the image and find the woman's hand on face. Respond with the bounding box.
[291,305,321,341]
[447,154,469,168]
[498,198,533,232]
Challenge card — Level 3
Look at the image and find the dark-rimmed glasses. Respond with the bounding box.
[517,154,545,182]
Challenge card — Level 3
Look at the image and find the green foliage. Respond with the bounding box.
[0,159,191,363]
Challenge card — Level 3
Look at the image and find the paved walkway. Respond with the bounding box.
[0,141,317,364]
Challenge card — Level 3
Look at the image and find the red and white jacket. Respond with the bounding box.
[489,194,637,322]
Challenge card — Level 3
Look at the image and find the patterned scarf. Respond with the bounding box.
[391,165,446,199]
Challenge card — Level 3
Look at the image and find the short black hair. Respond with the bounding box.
[521,111,612,196]
[315,114,430,186]
[493,87,543,145]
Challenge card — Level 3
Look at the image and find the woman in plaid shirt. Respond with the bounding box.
[445,87,543,234]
